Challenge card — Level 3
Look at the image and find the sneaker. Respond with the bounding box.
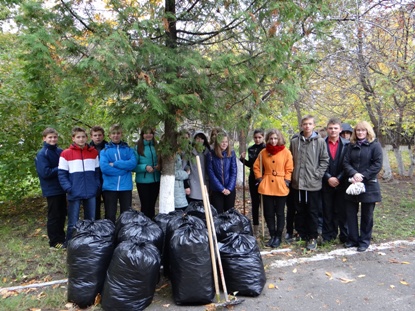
[50,242,65,250]
[306,239,317,251]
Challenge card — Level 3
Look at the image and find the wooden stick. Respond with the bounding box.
[260,153,265,238]
[196,155,220,302]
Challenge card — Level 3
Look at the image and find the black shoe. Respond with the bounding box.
[271,237,281,248]
[344,242,358,248]
[265,237,275,248]
[357,246,368,252]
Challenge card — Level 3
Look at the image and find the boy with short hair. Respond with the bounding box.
[59,127,100,243]
[100,124,137,223]
[35,128,67,249]
[290,115,329,250]
[89,126,108,219]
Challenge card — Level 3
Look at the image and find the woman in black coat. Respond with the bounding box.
[343,121,382,252]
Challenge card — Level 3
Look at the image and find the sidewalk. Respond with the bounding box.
[146,240,415,310]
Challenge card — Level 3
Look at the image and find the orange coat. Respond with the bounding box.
[253,147,293,197]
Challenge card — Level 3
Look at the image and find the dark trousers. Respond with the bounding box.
[209,189,236,214]
[103,190,132,223]
[46,194,67,247]
[293,189,320,240]
[95,188,104,219]
[262,195,286,237]
[285,187,296,235]
[248,174,261,225]
[322,188,348,242]
[137,182,160,219]
[345,201,375,248]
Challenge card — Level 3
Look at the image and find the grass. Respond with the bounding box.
[0,174,414,310]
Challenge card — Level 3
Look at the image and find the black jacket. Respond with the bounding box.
[343,140,382,203]
[240,143,266,178]
[323,137,350,190]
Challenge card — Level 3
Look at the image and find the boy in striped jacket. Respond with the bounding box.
[58,127,100,244]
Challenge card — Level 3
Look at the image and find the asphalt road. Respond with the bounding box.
[147,240,415,311]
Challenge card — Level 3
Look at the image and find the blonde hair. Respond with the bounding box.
[350,121,376,144]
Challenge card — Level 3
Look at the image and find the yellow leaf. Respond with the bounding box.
[293,268,297,273]
[163,304,171,307]
[339,278,355,283]
[342,258,347,262]
[401,261,410,264]
[325,272,332,278]
[268,283,275,289]
[400,281,409,286]
[358,275,366,278]
[390,285,395,288]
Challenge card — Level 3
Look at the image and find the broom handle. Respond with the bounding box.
[196,156,220,302]
[204,185,230,302]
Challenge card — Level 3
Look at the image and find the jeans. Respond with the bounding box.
[66,197,95,242]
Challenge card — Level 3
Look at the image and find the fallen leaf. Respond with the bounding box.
[36,292,46,299]
[94,293,101,305]
[339,278,355,284]
[293,268,297,273]
[163,303,171,307]
[401,261,410,264]
[390,285,395,288]
[268,283,275,289]
[400,281,409,286]
[325,272,332,279]
[358,275,366,278]
[342,258,347,262]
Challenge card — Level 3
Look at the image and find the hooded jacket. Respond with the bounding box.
[174,153,190,209]
[343,140,382,203]
[100,141,137,191]
[207,149,237,192]
[58,144,100,200]
[187,132,210,201]
[289,131,329,191]
[35,142,66,197]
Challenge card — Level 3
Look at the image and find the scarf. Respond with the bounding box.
[266,144,285,155]
[357,139,367,146]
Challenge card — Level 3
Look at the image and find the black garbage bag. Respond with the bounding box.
[114,209,152,237]
[220,233,266,297]
[67,219,115,308]
[185,200,218,225]
[214,212,244,242]
[164,214,206,277]
[101,239,161,311]
[225,208,253,235]
[117,220,164,252]
[153,210,186,267]
[170,225,214,305]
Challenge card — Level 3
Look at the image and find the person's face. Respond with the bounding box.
[253,133,264,145]
[327,123,341,140]
[110,131,122,144]
[355,127,367,140]
[301,118,315,137]
[268,133,278,146]
[91,131,104,144]
[43,133,58,145]
[219,137,228,151]
[340,131,352,140]
[72,131,87,148]
[143,130,154,141]
[195,136,204,144]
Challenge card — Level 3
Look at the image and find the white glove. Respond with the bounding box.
[346,182,366,195]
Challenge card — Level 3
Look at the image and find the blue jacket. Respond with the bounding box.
[58,144,100,200]
[207,150,237,192]
[100,141,137,191]
[134,140,161,184]
[35,142,66,197]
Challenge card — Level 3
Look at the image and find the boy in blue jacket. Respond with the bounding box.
[58,127,100,244]
[35,128,67,249]
[100,124,137,223]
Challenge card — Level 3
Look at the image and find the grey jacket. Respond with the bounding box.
[174,154,189,209]
[290,131,329,191]
[187,148,210,201]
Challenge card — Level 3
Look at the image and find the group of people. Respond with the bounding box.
[241,116,382,252]
[35,125,161,249]
[35,116,382,253]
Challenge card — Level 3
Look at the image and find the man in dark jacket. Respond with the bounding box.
[290,115,329,250]
[322,118,350,243]
[89,126,108,219]
[35,128,67,249]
